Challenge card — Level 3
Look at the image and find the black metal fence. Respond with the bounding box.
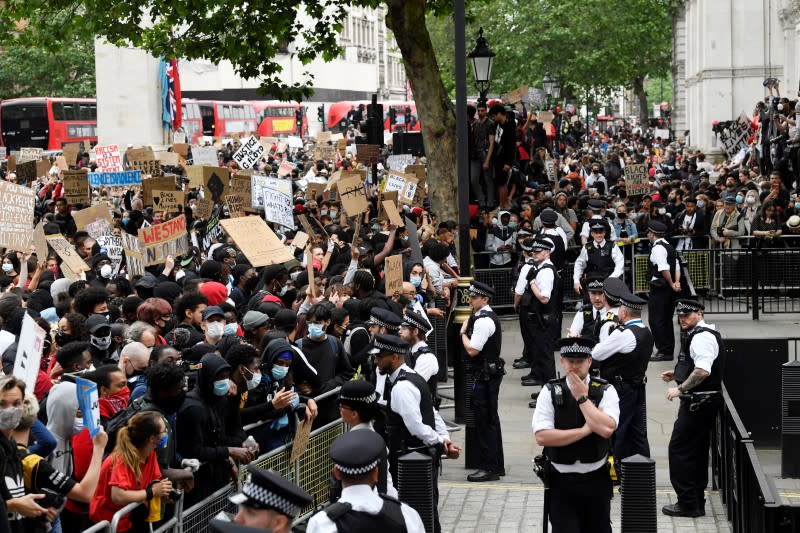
[712,386,800,532]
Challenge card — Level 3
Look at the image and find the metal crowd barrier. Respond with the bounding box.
[711,386,800,532]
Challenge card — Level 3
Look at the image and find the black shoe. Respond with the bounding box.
[531,391,539,400]
[520,373,537,380]
[661,503,705,517]
[512,360,531,369]
[513,357,525,364]
[650,353,674,362]
[522,378,544,386]
[467,470,500,482]
[529,400,537,408]
[495,468,506,476]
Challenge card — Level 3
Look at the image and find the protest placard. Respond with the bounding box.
[35,159,50,178]
[262,180,293,228]
[232,135,265,169]
[405,164,426,180]
[125,146,155,162]
[62,143,81,166]
[384,171,418,205]
[15,160,37,184]
[384,255,404,297]
[718,113,751,158]
[72,204,113,232]
[316,131,332,144]
[306,249,317,297]
[290,419,313,462]
[203,166,230,204]
[277,161,296,177]
[377,191,398,222]
[7,155,15,172]
[287,136,303,148]
[230,175,253,209]
[142,176,176,206]
[172,143,190,157]
[63,170,90,205]
[313,145,337,161]
[292,231,309,250]
[13,313,46,392]
[173,131,186,144]
[138,215,189,266]
[654,128,670,141]
[75,376,101,437]
[539,111,554,127]
[307,182,325,202]
[154,190,184,213]
[505,85,529,104]
[88,170,142,187]
[192,145,219,166]
[381,200,404,227]
[155,151,180,166]
[94,144,123,172]
[55,156,68,171]
[624,164,650,196]
[201,206,223,250]
[32,223,48,261]
[121,232,145,278]
[219,216,294,267]
[356,144,381,165]
[194,199,213,220]
[18,147,42,163]
[0,181,35,250]
[545,160,556,182]
[337,174,368,216]
[128,159,162,177]
[185,165,204,188]
[404,217,424,264]
[297,214,317,239]
[47,234,90,276]
[225,194,244,217]
[96,234,124,275]
[251,174,286,210]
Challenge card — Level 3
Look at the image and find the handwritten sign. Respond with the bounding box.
[381,199,404,226]
[18,147,42,163]
[545,160,556,182]
[121,232,145,278]
[230,175,253,210]
[0,181,35,250]
[155,151,180,166]
[277,161,296,177]
[261,179,293,228]
[142,176,177,206]
[94,144,123,172]
[313,145,337,161]
[72,204,112,233]
[75,376,101,437]
[377,191,398,222]
[138,215,189,266]
[128,159,162,177]
[384,254,404,297]
[154,190,184,213]
[219,216,294,267]
[47,234,90,276]
[173,131,186,144]
[251,174,284,210]
[96,234,124,275]
[386,154,415,171]
[194,198,213,220]
[192,145,219,166]
[316,131,332,144]
[63,170,90,205]
[232,135,265,169]
[88,170,142,187]
[624,164,650,196]
[15,160,37,184]
[505,85,529,104]
[337,174,369,216]
[13,313,46,392]
[290,419,313,462]
[356,144,381,165]
[225,194,244,217]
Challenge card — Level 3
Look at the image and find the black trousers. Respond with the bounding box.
[471,375,504,472]
[648,284,676,356]
[668,395,720,510]
[613,383,650,461]
[521,311,556,381]
[549,465,612,533]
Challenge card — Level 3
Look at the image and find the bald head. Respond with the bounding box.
[402,281,416,295]
[119,341,151,376]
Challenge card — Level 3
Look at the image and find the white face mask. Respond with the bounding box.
[205,321,225,339]
[1,264,12,273]
[100,264,113,279]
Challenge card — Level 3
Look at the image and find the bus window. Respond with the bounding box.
[1,102,49,150]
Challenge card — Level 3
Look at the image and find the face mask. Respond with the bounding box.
[508,222,517,229]
[122,218,130,226]
[55,331,75,346]
[410,276,422,288]
[658,208,666,215]
[190,204,197,211]
[279,284,290,296]
[157,433,168,449]
[206,321,225,339]
[1,264,12,273]
[308,323,325,339]
[735,196,743,205]
[320,209,329,216]
[290,393,300,409]
[156,392,185,415]
[213,379,230,396]
[91,334,112,351]
[778,103,785,112]
[290,271,301,281]
[330,210,338,218]
[697,200,706,209]
[100,264,113,279]
[746,196,756,205]
[371,224,381,232]
[271,365,289,381]
[223,323,238,337]
[0,407,22,431]
[50,266,60,277]
[795,202,800,210]
[73,416,85,436]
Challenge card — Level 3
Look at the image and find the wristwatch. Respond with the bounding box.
[576,395,589,405]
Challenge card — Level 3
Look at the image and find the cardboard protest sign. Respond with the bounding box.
[624,164,650,196]
[155,151,180,166]
[15,160,37,184]
[313,145,337,161]
[225,194,244,217]
[194,199,213,220]
[539,111,554,127]
[192,146,219,166]
[13,313,46,391]
[75,376,101,437]
[185,165,204,188]
[202,166,230,204]
[142,176,176,206]
[125,147,155,162]
[18,147,42,163]
[654,128,670,140]
[337,174,369,216]
[32,223,48,261]
[286,136,303,149]
[62,143,81,166]
[219,216,294,267]
[277,161,296,177]
[404,217,424,264]
[7,155,15,172]
[505,85,529,104]
[307,182,325,202]
[356,144,381,165]
[405,164,426,180]
[72,204,112,231]
[121,232,145,278]
[297,214,317,238]
[154,190,184,213]
[251,174,284,210]
[718,113,751,158]
[47,234,90,276]
[35,159,50,179]
[381,199,404,227]
[305,249,317,297]
[94,144,123,172]
[128,159,162,177]
[96,234,123,275]
[545,160,556,182]
[201,205,224,250]
[138,215,189,266]
[232,135,265,169]
[384,255,404,296]
[261,179,293,228]
[55,156,68,171]
[377,190,398,222]
[173,131,186,144]
[172,143,190,157]
[0,180,36,250]
[292,231,309,250]
[88,170,142,187]
[63,170,90,205]
[230,175,253,210]
[316,131,332,144]
[290,419,313,462]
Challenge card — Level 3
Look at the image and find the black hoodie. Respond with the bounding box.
[176,353,245,506]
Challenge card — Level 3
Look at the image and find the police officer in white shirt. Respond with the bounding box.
[646,219,681,362]
[533,336,619,533]
[399,309,439,403]
[579,199,618,244]
[573,219,624,299]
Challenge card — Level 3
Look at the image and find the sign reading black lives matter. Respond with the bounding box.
[232,135,265,169]
[718,112,751,158]
[624,164,650,196]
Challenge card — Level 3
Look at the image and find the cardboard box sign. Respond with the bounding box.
[155,151,180,167]
[0,180,36,250]
[624,164,650,196]
[356,144,381,165]
[203,167,231,203]
[194,199,213,220]
[381,199,405,227]
[306,182,325,203]
[192,146,219,166]
[46,234,90,275]
[225,194,244,217]
[313,145,337,161]
[15,160,38,184]
[63,170,90,205]
[172,143,190,157]
[153,190,185,213]
[142,176,177,206]
[18,147,42,163]
[219,216,294,267]
[62,143,81,166]
[230,175,253,209]
[292,231,309,250]
[128,159,162,177]
[316,131,332,144]
[55,156,68,171]
[336,174,369,216]
[138,215,190,266]
[384,255,404,297]
[377,190,398,222]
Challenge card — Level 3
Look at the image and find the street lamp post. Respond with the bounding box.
[468,28,496,107]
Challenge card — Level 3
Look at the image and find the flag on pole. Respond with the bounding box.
[159,58,182,131]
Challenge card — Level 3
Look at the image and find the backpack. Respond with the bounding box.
[103,397,148,455]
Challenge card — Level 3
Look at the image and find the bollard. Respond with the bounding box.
[397,451,434,533]
[620,454,657,533]
[781,360,800,477]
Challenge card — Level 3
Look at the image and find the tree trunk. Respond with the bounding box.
[633,76,649,128]
[384,0,458,223]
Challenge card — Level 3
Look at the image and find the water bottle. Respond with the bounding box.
[244,435,258,455]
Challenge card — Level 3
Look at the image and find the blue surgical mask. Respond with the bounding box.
[158,433,168,449]
[795,202,800,210]
[271,365,289,381]
[290,392,300,409]
[223,323,238,337]
[122,218,129,226]
[246,371,262,391]
[735,195,743,205]
[308,323,325,339]
[213,379,230,396]
[697,200,706,209]
[410,276,422,288]
[508,221,517,230]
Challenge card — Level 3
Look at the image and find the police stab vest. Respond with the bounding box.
[386,370,436,454]
[524,262,560,315]
[537,229,566,270]
[408,344,438,400]
[598,323,654,383]
[674,326,725,392]
[465,308,502,366]
[585,241,615,278]
[545,376,611,465]
[324,493,408,533]
[648,240,677,282]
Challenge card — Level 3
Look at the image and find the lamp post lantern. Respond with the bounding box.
[469,28,495,106]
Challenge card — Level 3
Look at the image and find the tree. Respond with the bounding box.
[0,34,95,98]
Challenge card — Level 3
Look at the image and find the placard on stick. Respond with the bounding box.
[306,249,317,297]
[63,170,90,205]
[32,223,48,261]
[297,214,317,239]
[47,234,90,276]
[202,166,231,204]
[337,174,369,216]
[154,190,184,213]
[219,216,294,267]
[230,175,253,209]
[625,164,650,196]
[0,180,36,250]
[381,200,404,227]
[384,255,404,297]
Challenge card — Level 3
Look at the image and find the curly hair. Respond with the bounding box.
[136,298,172,327]
[73,287,109,317]
[61,313,89,342]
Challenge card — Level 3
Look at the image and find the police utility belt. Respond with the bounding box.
[469,357,506,381]
[680,390,721,411]
[611,375,647,388]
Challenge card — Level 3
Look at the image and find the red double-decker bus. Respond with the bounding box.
[326,101,420,135]
[0,97,97,151]
[181,100,203,144]
[252,101,308,137]
[189,99,258,138]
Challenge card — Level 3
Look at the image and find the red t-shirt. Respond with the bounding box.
[89,452,162,532]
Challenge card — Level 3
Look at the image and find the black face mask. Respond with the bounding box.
[54,331,75,347]
[244,276,259,293]
[156,391,186,415]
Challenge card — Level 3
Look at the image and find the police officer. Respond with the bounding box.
[399,309,439,403]
[567,277,607,340]
[536,208,568,272]
[512,237,537,371]
[367,308,403,338]
[371,334,459,533]
[460,280,505,482]
[516,238,560,387]
[579,198,618,244]
[572,219,624,301]
[661,300,724,518]
[532,337,619,533]
[590,288,654,461]
[646,219,682,361]
[230,465,312,533]
[306,430,426,533]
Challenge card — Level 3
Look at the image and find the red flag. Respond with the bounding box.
[172,59,182,130]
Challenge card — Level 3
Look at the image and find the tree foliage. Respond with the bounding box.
[0,33,95,98]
